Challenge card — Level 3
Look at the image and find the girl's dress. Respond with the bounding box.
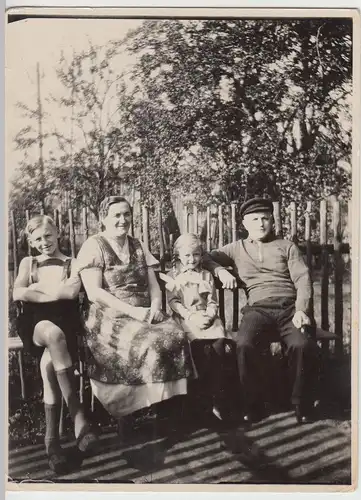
[76,234,191,418]
[16,256,81,361]
[166,268,226,341]
[166,267,237,420]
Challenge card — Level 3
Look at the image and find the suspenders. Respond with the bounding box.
[29,257,72,283]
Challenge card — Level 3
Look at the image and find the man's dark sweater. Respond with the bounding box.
[202,235,312,314]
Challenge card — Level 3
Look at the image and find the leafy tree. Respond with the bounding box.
[10,43,134,219]
[121,18,352,208]
[10,19,352,220]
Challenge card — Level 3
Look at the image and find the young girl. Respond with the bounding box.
[13,215,98,474]
[162,233,236,424]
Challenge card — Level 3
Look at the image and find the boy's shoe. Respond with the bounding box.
[47,449,69,475]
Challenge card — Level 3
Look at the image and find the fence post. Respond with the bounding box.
[182,205,189,234]
[169,233,174,257]
[207,207,224,316]
[211,209,217,247]
[333,200,343,357]
[133,198,140,240]
[320,200,329,354]
[53,209,59,229]
[226,205,232,244]
[230,204,239,332]
[17,351,26,400]
[347,199,352,258]
[82,207,89,243]
[25,210,31,256]
[206,206,211,252]
[79,207,89,403]
[304,201,314,321]
[290,202,298,243]
[218,205,224,248]
[142,205,150,251]
[68,209,76,258]
[273,202,283,238]
[129,200,134,237]
[158,203,165,266]
[157,202,166,311]
[58,211,63,235]
[231,203,237,243]
[10,211,18,278]
[193,206,198,235]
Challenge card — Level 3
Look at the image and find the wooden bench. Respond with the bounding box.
[8,336,26,399]
[9,275,338,406]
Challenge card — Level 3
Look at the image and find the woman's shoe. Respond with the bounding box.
[212,406,223,421]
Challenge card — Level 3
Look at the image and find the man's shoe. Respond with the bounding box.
[242,403,268,425]
[294,403,314,424]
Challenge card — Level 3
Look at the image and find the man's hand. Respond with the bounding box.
[292,311,311,329]
[217,269,237,289]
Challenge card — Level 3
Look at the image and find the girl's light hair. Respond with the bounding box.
[172,233,203,272]
[25,215,57,238]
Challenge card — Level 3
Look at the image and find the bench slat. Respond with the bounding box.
[8,336,23,350]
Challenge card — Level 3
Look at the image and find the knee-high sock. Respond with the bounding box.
[44,403,62,455]
[55,366,87,437]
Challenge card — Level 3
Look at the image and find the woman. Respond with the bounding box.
[76,196,191,420]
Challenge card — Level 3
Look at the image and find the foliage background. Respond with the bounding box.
[8,18,352,218]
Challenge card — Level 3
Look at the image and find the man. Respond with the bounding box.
[202,197,320,425]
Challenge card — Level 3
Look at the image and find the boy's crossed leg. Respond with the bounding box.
[34,320,98,455]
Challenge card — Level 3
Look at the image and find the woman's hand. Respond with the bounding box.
[108,306,150,323]
[149,305,167,324]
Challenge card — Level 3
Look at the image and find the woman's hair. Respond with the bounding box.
[25,215,57,238]
[99,196,132,222]
[172,233,203,271]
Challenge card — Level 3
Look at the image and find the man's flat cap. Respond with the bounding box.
[240,197,274,218]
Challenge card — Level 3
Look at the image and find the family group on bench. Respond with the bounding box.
[13,195,321,474]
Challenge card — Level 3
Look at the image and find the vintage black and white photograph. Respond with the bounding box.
[6,8,358,488]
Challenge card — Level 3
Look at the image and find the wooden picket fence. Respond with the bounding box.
[8,198,351,359]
